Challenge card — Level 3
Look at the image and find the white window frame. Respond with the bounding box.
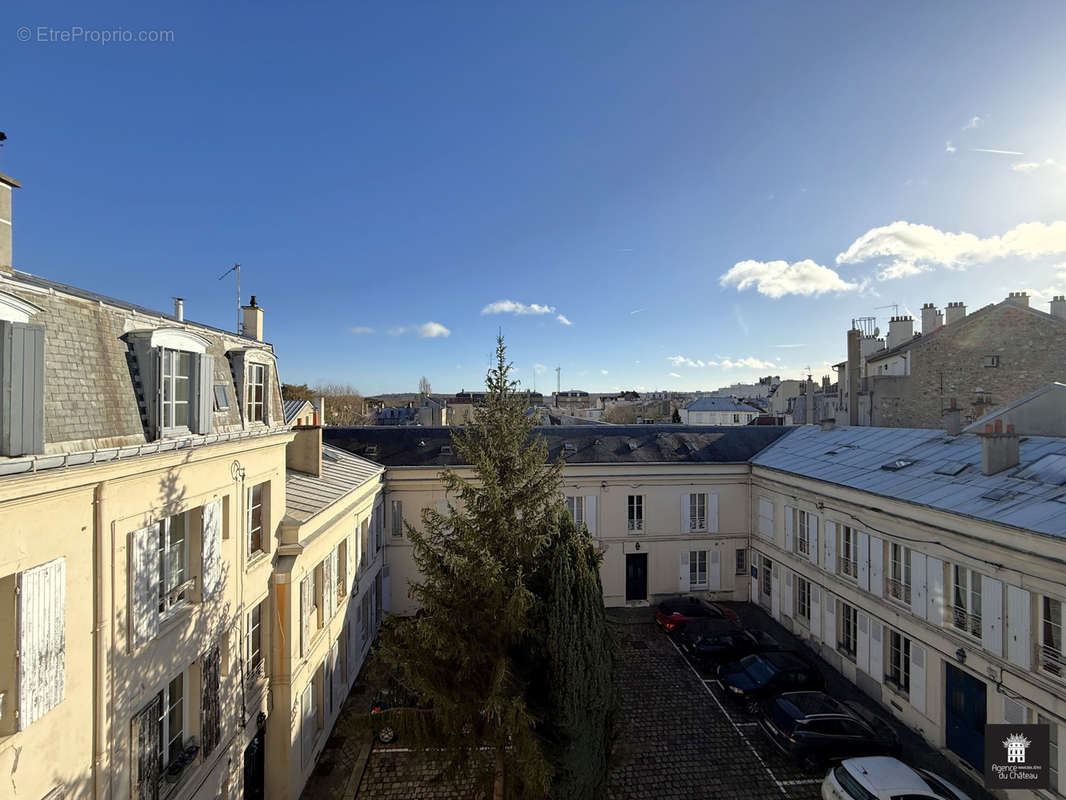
[1041,596,1065,678]
[952,565,982,639]
[839,526,858,579]
[627,495,644,532]
[161,671,187,769]
[566,496,586,529]
[247,482,265,557]
[888,542,912,605]
[796,509,810,556]
[839,600,858,658]
[689,550,708,589]
[887,629,911,694]
[390,500,403,538]
[160,348,193,432]
[158,512,191,615]
[246,600,264,679]
[246,362,266,423]
[796,575,811,622]
[761,556,772,598]
[735,548,746,576]
[689,493,707,532]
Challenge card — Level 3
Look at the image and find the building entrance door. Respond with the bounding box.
[625,553,648,602]
[243,727,265,800]
[945,663,986,771]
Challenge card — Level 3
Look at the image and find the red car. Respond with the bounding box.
[653,595,740,633]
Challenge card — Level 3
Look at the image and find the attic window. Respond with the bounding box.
[880,458,915,471]
[983,355,1000,368]
[440,445,453,456]
[981,488,1013,501]
[934,460,969,476]
[563,443,577,453]
[365,445,378,456]
[213,385,230,411]
[323,450,340,463]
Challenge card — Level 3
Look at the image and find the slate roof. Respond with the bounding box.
[685,397,763,413]
[750,425,1066,538]
[283,398,313,425]
[285,444,383,523]
[323,424,792,468]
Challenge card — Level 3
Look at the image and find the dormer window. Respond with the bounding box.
[162,349,193,430]
[127,328,214,440]
[226,348,274,428]
[0,292,45,456]
[246,363,266,423]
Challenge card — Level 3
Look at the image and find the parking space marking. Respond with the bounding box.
[666,636,790,797]
[777,779,823,787]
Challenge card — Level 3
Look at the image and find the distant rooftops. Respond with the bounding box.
[685,396,762,413]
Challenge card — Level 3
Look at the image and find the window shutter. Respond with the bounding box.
[1003,697,1027,725]
[346,532,356,592]
[301,684,314,764]
[856,612,870,673]
[679,551,690,592]
[926,557,945,625]
[154,347,165,440]
[201,646,221,755]
[390,500,403,538]
[346,619,357,682]
[194,353,214,435]
[131,695,162,800]
[585,495,597,536]
[201,500,222,598]
[382,564,391,613]
[910,552,927,619]
[758,499,774,540]
[783,506,793,551]
[708,550,721,591]
[868,620,883,681]
[1006,585,1031,670]
[808,517,819,567]
[300,574,312,657]
[681,494,691,532]
[823,521,836,575]
[129,525,160,650]
[982,577,1003,656]
[326,550,339,620]
[228,351,247,423]
[869,536,884,598]
[783,570,793,617]
[857,532,870,591]
[707,493,718,533]
[770,565,780,619]
[910,643,927,714]
[824,594,836,651]
[0,321,46,456]
[16,557,66,728]
[810,586,822,639]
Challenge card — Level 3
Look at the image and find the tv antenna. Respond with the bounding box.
[875,303,899,316]
[218,263,241,334]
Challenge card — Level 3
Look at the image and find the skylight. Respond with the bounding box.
[881,458,916,471]
[981,488,1013,502]
[1014,453,1066,485]
[934,460,970,476]
[440,445,453,455]
[365,445,378,456]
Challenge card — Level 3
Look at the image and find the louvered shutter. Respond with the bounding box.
[868,620,883,681]
[824,521,836,575]
[771,565,781,619]
[390,500,403,538]
[324,551,337,621]
[17,558,66,728]
[708,550,721,591]
[154,348,165,440]
[810,586,822,640]
[824,594,836,651]
[1004,697,1027,725]
[201,646,221,755]
[758,499,773,540]
[201,500,222,598]
[346,532,356,592]
[585,496,597,536]
[856,612,870,673]
[195,353,214,435]
[783,570,793,617]
[679,551,690,592]
[707,493,718,533]
[784,506,794,551]
[927,557,945,625]
[0,321,46,456]
[681,494,691,533]
[130,524,160,650]
[301,684,314,764]
[869,536,884,598]
[382,564,391,612]
[910,552,927,619]
[300,574,313,657]
[857,532,870,591]
[1007,585,1031,669]
[132,695,162,800]
[910,644,927,715]
[808,517,819,567]
[346,619,357,682]
[331,642,343,708]
[982,577,1003,656]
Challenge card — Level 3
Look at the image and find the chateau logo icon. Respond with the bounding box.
[1003,733,1031,764]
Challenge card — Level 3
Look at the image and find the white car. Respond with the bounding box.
[822,757,974,800]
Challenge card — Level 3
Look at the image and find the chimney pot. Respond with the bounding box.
[173,297,184,321]
[944,301,967,325]
[994,418,1003,433]
[979,419,1021,475]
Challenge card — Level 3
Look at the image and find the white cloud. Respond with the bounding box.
[945,141,957,154]
[1057,263,1066,281]
[963,115,983,130]
[1021,286,1066,308]
[630,308,646,315]
[387,326,406,336]
[481,299,555,316]
[970,148,1024,155]
[836,220,1066,280]
[600,369,609,375]
[1012,158,1065,174]
[556,314,573,326]
[668,372,681,378]
[667,355,776,369]
[417,321,451,338]
[534,363,547,374]
[350,326,374,334]
[668,355,706,368]
[719,259,860,298]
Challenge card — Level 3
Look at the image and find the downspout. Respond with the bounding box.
[92,481,113,800]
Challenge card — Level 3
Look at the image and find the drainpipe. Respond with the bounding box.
[93,481,113,800]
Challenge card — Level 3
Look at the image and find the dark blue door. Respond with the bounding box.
[945,663,986,771]
[626,554,647,602]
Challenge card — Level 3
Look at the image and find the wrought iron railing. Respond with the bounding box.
[951,606,982,638]
[688,518,706,531]
[887,578,912,604]
[838,557,858,579]
[1040,644,1066,678]
[628,519,644,533]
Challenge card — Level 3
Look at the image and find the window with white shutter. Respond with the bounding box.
[300,683,315,764]
[131,694,162,800]
[246,482,266,557]
[201,500,223,599]
[16,558,66,728]
[130,524,161,650]
[390,500,403,538]
[201,646,221,756]
[300,573,315,658]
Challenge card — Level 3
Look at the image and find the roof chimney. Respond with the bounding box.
[920,303,942,335]
[846,328,860,426]
[0,173,21,275]
[1006,291,1030,308]
[805,377,814,425]
[943,397,961,436]
[944,301,967,325]
[242,295,264,341]
[820,418,836,432]
[1051,295,1066,321]
[979,419,1020,476]
[173,297,184,321]
[886,315,914,350]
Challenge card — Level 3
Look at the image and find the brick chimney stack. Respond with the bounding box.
[1050,296,1066,321]
[944,301,967,325]
[242,295,264,341]
[920,303,942,334]
[0,173,20,275]
[886,315,914,350]
[943,397,961,436]
[979,419,1020,475]
[1006,291,1030,308]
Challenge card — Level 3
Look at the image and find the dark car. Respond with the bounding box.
[370,686,416,744]
[678,623,782,667]
[716,651,824,712]
[758,691,900,769]
[653,595,740,634]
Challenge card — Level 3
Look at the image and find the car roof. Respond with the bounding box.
[687,618,737,633]
[760,650,810,669]
[777,691,848,718]
[841,757,928,794]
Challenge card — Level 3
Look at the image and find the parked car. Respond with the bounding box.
[653,595,740,634]
[758,691,899,769]
[370,685,416,744]
[822,757,974,800]
[717,651,823,712]
[678,622,781,667]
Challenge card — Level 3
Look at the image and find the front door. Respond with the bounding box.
[945,663,986,771]
[625,553,648,602]
[243,727,265,800]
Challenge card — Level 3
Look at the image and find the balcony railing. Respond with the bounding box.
[796,539,810,557]
[951,606,982,638]
[838,557,858,579]
[628,519,644,533]
[1040,645,1066,678]
[887,578,912,605]
[688,518,706,531]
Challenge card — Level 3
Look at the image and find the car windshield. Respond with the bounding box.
[917,770,958,799]
[833,765,879,800]
[743,656,776,683]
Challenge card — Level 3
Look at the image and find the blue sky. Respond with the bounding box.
[7,1,1066,394]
